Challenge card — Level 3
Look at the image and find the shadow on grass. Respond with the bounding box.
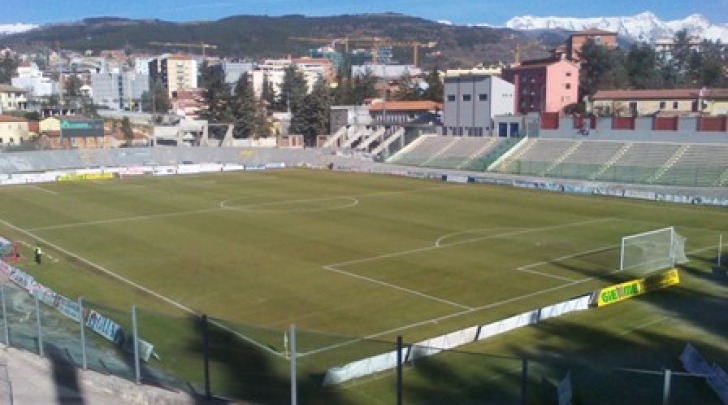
[186,315,348,404]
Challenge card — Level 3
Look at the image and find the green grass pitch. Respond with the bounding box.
[0,168,726,403]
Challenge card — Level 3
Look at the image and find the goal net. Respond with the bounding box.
[619,227,688,274]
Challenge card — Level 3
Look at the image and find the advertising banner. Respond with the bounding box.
[85,309,125,344]
[594,268,680,307]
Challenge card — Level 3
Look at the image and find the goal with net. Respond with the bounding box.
[619,227,688,274]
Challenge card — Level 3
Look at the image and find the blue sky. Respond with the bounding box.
[4,0,727,26]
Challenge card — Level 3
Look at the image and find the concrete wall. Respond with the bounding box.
[540,116,728,144]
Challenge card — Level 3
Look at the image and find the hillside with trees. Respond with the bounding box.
[0,14,552,68]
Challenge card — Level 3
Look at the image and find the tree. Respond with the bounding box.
[694,40,727,88]
[121,117,134,145]
[65,74,83,97]
[260,74,277,111]
[283,65,309,134]
[298,78,332,146]
[392,72,419,101]
[0,56,18,83]
[625,43,663,89]
[229,73,257,138]
[151,80,171,114]
[350,69,378,104]
[422,69,444,102]
[199,63,232,122]
[578,39,629,98]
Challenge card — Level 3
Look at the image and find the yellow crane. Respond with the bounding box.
[290,37,436,67]
[149,41,218,58]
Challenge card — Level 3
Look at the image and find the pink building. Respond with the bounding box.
[502,58,579,114]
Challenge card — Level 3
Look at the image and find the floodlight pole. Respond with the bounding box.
[290,324,297,405]
[78,297,87,369]
[663,368,672,405]
[1,285,8,346]
[719,234,723,268]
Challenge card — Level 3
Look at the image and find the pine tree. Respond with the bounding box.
[422,69,444,102]
[299,78,332,146]
[229,73,257,138]
[199,63,232,122]
[284,65,309,135]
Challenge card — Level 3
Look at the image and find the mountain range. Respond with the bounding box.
[506,12,728,43]
[3,11,726,44]
[0,12,725,68]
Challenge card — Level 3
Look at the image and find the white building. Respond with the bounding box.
[351,64,422,80]
[250,59,328,99]
[443,74,515,136]
[90,71,150,111]
[11,62,57,98]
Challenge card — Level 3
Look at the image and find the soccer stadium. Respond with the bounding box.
[0,121,726,404]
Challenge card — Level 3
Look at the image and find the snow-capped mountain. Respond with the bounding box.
[0,23,38,35]
[506,12,728,43]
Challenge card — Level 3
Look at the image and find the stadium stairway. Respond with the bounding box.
[590,142,633,180]
[419,137,460,166]
[456,137,498,170]
[649,144,689,183]
[323,126,349,148]
[542,140,582,177]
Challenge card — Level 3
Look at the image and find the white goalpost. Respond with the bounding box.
[619,226,688,274]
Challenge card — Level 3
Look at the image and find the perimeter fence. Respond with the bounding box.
[0,281,725,404]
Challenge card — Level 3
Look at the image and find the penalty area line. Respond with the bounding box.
[0,216,285,359]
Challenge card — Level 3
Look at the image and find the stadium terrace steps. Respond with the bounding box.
[650,144,690,183]
[323,125,349,148]
[659,144,728,187]
[456,138,499,169]
[357,128,385,151]
[591,143,634,180]
[542,140,583,176]
[370,127,406,156]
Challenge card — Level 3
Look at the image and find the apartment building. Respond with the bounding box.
[90,71,150,110]
[502,58,579,114]
[0,84,28,112]
[0,114,30,146]
[148,54,198,98]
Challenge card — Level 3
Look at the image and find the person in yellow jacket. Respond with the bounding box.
[34,245,42,265]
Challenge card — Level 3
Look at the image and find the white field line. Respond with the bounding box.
[517,245,618,271]
[299,276,596,357]
[328,218,613,270]
[0,216,284,358]
[28,207,222,231]
[617,316,668,337]
[515,267,580,282]
[29,185,58,195]
[322,264,472,310]
[301,243,717,358]
[318,219,612,326]
[27,184,456,231]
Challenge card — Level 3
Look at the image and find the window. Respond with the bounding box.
[462,94,472,102]
[565,83,571,89]
[659,101,666,109]
[447,95,455,102]
[673,101,679,109]
[566,72,572,77]
[478,94,488,101]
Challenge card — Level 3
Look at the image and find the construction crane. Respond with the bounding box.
[289,37,436,67]
[149,41,218,58]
